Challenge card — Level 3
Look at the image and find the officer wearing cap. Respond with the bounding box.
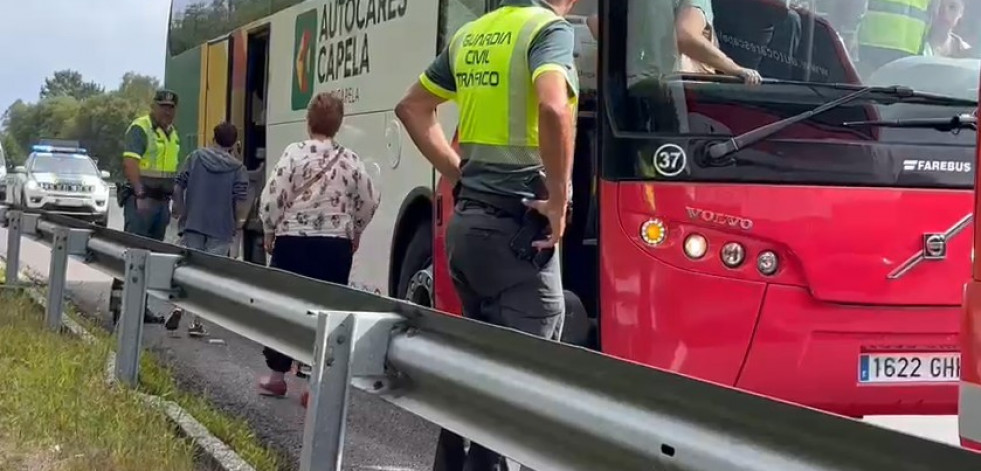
[120,89,181,241]
[116,89,181,324]
[396,0,579,469]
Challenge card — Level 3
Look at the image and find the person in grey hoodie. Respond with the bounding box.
[167,121,250,336]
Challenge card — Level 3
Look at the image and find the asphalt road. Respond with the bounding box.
[0,201,964,470]
[3,201,442,471]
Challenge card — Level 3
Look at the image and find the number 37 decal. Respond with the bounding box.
[652,143,688,178]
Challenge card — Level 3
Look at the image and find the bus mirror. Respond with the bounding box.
[100,170,111,179]
[14,166,26,174]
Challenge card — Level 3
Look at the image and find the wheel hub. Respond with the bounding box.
[406,264,434,307]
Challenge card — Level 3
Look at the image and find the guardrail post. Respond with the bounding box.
[300,312,356,471]
[46,227,70,331]
[115,249,149,387]
[45,227,90,331]
[5,210,21,286]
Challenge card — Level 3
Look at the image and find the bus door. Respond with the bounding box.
[199,37,231,149]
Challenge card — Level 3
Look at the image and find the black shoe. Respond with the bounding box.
[165,309,183,331]
[143,312,165,324]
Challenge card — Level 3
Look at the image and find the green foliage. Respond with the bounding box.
[39,69,104,101]
[168,0,303,57]
[0,70,160,179]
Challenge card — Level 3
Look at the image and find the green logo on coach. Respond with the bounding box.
[291,8,318,111]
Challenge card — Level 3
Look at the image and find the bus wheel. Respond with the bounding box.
[397,224,433,306]
[561,290,593,347]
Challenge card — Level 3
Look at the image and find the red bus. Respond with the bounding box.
[405,1,981,417]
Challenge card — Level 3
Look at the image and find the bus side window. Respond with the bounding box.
[438,0,494,50]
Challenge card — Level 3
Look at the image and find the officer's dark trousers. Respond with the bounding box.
[122,196,171,241]
[433,202,564,471]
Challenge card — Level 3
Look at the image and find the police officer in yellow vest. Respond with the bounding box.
[396,0,579,469]
[121,89,181,242]
[857,0,931,74]
[117,89,181,325]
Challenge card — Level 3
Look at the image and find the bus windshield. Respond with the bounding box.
[595,0,980,188]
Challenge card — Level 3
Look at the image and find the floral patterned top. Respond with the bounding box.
[259,139,379,241]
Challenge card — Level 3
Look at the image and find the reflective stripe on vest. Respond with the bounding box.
[858,0,929,54]
[127,115,180,178]
[449,6,577,166]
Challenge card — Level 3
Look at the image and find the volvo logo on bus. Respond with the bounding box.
[923,233,947,260]
[887,214,971,279]
[685,207,753,231]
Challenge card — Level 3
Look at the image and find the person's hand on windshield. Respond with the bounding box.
[734,67,762,85]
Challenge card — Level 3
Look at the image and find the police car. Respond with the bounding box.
[8,145,111,226]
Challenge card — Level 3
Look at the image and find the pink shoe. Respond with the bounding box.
[258,376,287,397]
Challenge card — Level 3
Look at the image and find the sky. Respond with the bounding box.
[0,0,171,113]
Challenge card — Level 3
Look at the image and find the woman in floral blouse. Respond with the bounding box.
[256,91,380,404]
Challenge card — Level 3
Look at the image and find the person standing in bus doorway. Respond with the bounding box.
[118,89,181,325]
[166,122,250,337]
[256,92,380,406]
[396,1,580,469]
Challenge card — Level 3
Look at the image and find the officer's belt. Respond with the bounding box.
[457,189,527,220]
[142,186,173,200]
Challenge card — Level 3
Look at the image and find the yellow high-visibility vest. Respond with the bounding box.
[858,0,930,55]
[422,5,578,166]
[122,115,180,178]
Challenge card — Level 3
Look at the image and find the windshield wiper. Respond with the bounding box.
[843,114,977,132]
[702,86,975,164]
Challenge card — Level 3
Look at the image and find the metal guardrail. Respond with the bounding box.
[2,207,981,471]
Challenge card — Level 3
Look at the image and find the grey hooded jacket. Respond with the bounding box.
[174,146,248,241]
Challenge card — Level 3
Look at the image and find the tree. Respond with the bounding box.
[117,72,161,104]
[1,70,160,180]
[39,70,104,101]
[73,94,143,178]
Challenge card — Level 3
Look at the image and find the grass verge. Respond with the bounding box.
[68,306,284,471]
[0,291,196,471]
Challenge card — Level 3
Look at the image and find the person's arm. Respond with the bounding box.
[233,166,250,228]
[121,124,147,195]
[259,146,297,234]
[350,157,381,247]
[172,151,194,218]
[395,45,461,186]
[675,6,746,77]
[529,22,578,204]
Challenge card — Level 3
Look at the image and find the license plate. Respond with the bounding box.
[858,353,960,383]
[55,198,82,207]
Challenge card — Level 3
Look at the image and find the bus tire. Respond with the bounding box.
[397,224,433,307]
[561,290,592,347]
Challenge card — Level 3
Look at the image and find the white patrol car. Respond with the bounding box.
[8,145,111,226]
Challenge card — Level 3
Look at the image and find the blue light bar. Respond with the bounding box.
[32,144,87,155]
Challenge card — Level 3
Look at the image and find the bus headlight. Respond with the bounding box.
[683,234,707,259]
[720,242,745,268]
[757,251,779,276]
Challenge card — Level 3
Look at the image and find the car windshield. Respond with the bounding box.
[30,154,99,176]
